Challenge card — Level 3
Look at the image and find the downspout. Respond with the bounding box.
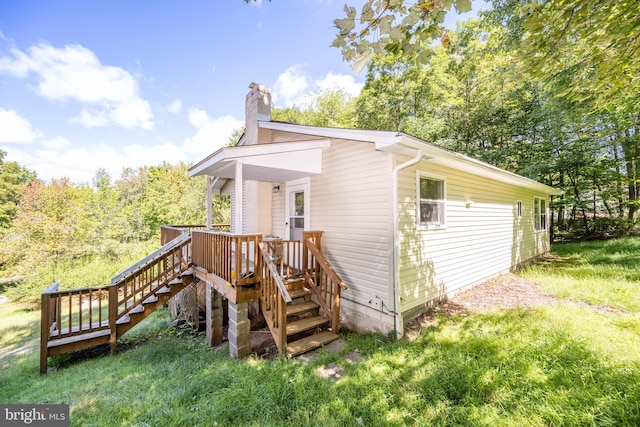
[392,149,422,339]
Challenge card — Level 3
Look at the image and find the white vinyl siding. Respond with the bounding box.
[310,139,394,328]
[397,157,551,315]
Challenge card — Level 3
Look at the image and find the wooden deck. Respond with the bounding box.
[41,226,347,372]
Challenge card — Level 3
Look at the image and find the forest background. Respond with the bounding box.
[1,0,639,304]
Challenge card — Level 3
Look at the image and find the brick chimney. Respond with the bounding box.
[244,82,271,145]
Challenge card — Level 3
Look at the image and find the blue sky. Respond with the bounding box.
[0,0,486,183]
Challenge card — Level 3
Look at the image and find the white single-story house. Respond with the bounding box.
[189,83,562,337]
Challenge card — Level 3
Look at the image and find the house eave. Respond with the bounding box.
[383,135,562,196]
[189,139,331,182]
[196,120,561,196]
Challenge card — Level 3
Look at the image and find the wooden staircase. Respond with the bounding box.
[259,233,347,357]
[281,278,339,357]
[40,234,194,373]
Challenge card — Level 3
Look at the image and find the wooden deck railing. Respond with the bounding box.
[42,283,112,339]
[258,242,292,353]
[191,230,261,287]
[302,231,347,333]
[41,232,193,373]
[263,239,304,280]
[160,224,229,245]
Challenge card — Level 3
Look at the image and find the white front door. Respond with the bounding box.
[285,179,309,241]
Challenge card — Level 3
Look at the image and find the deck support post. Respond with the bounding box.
[40,293,51,374]
[228,300,251,357]
[206,283,224,346]
[108,285,117,354]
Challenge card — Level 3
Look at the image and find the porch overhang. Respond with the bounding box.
[189,139,331,184]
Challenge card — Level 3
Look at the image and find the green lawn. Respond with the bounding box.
[1,237,640,426]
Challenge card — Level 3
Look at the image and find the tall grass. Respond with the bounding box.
[521,237,640,311]
[1,240,157,306]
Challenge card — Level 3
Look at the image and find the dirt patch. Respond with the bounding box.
[405,273,625,338]
[452,274,562,313]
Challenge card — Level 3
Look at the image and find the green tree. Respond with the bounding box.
[272,88,357,128]
[0,150,36,228]
[333,0,473,72]
[2,179,96,272]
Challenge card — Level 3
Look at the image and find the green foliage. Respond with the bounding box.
[0,161,227,303]
[0,149,36,228]
[493,0,640,111]
[333,0,474,72]
[228,126,245,146]
[272,88,357,128]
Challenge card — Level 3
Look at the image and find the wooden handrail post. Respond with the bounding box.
[277,295,287,354]
[108,285,117,354]
[40,292,51,374]
[303,231,323,250]
[332,286,341,333]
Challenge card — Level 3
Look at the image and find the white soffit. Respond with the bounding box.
[189,139,330,182]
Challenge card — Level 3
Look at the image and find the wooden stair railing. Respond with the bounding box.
[258,242,292,353]
[303,232,348,334]
[259,232,347,357]
[40,234,194,374]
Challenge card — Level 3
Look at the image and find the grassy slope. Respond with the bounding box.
[1,237,640,426]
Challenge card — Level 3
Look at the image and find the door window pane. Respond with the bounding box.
[293,191,304,216]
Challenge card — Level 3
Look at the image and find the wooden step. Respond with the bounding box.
[284,277,306,288]
[180,268,194,277]
[155,285,171,294]
[129,304,144,314]
[168,278,183,286]
[286,315,328,336]
[142,295,158,304]
[47,329,111,349]
[116,314,130,325]
[287,331,339,357]
[286,301,319,317]
[288,287,311,300]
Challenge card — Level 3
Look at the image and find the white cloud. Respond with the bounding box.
[2,106,243,183]
[0,108,41,143]
[71,109,109,128]
[5,141,188,183]
[272,66,364,108]
[316,72,364,98]
[167,99,182,113]
[40,136,71,150]
[272,65,312,107]
[0,41,153,130]
[184,108,243,159]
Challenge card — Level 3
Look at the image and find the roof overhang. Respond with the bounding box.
[259,121,561,195]
[189,139,331,183]
[388,135,563,195]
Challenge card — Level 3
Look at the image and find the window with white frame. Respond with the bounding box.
[534,197,547,231]
[516,200,523,218]
[418,173,446,228]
